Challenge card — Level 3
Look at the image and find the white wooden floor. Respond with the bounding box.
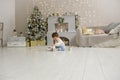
[0,47,120,80]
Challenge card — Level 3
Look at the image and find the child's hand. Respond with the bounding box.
[51,44,54,46]
[52,45,55,48]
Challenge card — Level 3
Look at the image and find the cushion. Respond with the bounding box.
[86,29,94,35]
[104,22,120,33]
[109,24,120,34]
[82,27,87,34]
[82,27,94,35]
[95,28,105,34]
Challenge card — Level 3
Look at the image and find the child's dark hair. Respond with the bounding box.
[52,32,59,38]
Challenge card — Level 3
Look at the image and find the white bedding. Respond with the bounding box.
[93,37,120,48]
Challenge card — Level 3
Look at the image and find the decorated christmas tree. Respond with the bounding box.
[26,6,47,42]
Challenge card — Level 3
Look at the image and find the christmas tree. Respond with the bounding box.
[26,6,47,42]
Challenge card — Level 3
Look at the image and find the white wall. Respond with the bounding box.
[15,0,33,36]
[0,0,15,46]
[26,0,120,26]
[96,0,120,25]
[15,0,120,35]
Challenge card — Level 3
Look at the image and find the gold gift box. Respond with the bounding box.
[26,40,46,47]
[31,41,37,47]
[37,40,46,46]
[26,42,30,47]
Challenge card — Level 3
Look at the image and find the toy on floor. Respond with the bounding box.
[47,45,56,51]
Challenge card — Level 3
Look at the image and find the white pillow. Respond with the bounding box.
[109,25,120,34]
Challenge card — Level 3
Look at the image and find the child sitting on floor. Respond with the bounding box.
[51,32,65,51]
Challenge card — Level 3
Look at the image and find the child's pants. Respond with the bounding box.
[56,46,65,51]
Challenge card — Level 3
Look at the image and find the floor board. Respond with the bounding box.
[0,47,120,80]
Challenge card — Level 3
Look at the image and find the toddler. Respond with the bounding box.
[51,32,65,51]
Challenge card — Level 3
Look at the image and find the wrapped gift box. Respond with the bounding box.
[37,40,46,46]
[7,37,26,47]
[30,41,37,47]
[30,40,46,47]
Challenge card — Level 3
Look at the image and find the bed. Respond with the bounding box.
[75,22,120,47]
